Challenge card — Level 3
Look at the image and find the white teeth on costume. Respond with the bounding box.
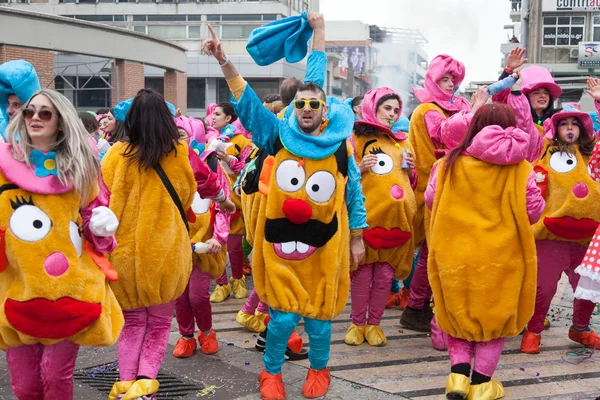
[296,242,310,254]
[280,241,311,254]
[281,242,295,254]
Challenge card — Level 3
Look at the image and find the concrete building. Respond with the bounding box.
[2,0,318,115]
[0,7,190,111]
[504,0,600,107]
[324,21,428,114]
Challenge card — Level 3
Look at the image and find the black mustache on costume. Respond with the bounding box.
[264,213,338,248]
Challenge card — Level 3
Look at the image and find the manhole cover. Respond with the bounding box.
[74,362,202,399]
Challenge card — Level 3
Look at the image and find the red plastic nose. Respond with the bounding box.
[282,199,313,224]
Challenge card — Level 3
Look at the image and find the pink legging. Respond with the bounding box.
[241,288,269,315]
[216,234,244,285]
[176,268,213,335]
[448,336,506,377]
[529,240,596,333]
[351,262,395,326]
[118,301,175,381]
[7,341,79,400]
[407,243,432,310]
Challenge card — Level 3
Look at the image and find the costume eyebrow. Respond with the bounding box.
[0,184,20,196]
[369,146,385,155]
[11,196,34,210]
[362,139,379,158]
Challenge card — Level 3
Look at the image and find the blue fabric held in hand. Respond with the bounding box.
[246,12,314,66]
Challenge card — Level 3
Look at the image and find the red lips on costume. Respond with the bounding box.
[544,216,599,240]
[5,297,102,339]
[363,227,412,250]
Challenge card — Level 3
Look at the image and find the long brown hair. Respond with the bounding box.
[123,88,180,169]
[444,104,517,183]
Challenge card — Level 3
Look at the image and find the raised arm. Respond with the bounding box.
[304,13,326,87]
[203,24,280,153]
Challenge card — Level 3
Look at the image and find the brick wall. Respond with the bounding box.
[111,60,145,107]
[0,45,55,89]
[164,70,187,116]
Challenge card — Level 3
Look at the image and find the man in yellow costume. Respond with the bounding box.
[203,13,367,400]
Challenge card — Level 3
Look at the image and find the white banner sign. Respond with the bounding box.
[543,0,600,11]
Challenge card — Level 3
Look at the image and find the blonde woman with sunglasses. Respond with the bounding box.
[0,89,124,400]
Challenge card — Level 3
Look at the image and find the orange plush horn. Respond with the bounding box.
[259,156,276,196]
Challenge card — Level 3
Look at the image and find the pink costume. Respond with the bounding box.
[349,88,417,332]
[113,146,227,385]
[425,125,544,380]
[241,289,270,315]
[409,78,544,314]
[0,143,119,400]
[407,55,473,314]
[176,155,230,336]
[526,105,600,335]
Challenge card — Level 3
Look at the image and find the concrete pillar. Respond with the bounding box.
[111,59,144,106]
[164,69,187,115]
[0,44,55,89]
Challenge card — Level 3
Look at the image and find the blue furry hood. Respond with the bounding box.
[0,60,41,137]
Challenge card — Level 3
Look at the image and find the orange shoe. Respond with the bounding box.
[258,369,286,400]
[302,368,331,399]
[399,288,410,311]
[569,328,600,348]
[520,330,541,354]
[287,330,303,354]
[385,292,401,309]
[242,257,252,276]
[198,330,219,355]
[172,336,197,358]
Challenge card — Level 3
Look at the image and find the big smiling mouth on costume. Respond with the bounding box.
[265,214,338,261]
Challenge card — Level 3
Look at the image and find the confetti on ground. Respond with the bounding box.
[227,343,234,346]
[197,385,222,397]
[520,367,525,371]
[398,329,404,333]
[245,362,250,366]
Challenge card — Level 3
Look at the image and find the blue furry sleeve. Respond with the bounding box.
[304,51,327,87]
[231,85,281,155]
[345,155,368,230]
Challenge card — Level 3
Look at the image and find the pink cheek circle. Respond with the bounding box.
[390,185,404,200]
[573,182,589,199]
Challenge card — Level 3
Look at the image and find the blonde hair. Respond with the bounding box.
[264,100,284,115]
[5,89,100,206]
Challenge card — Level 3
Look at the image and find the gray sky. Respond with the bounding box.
[320,0,513,86]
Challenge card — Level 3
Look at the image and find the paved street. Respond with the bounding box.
[0,274,599,400]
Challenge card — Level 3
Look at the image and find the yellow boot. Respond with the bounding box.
[467,380,505,400]
[344,323,365,346]
[108,380,134,400]
[544,317,551,329]
[365,324,387,346]
[210,284,231,303]
[121,379,160,400]
[230,277,247,299]
[236,310,266,333]
[255,310,269,323]
[445,373,470,399]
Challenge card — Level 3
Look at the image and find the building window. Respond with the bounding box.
[221,25,257,39]
[55,76,112,109]
[145,77,164,96]
[543,15,585,46]
[222,14,262,21]
[148,15,186,22]
[188,26,201,39]
[594,16,600,41]
[147,25,187,40]
[133,26,146,33]
[188,78,206,109]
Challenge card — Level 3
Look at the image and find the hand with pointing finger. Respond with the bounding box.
[202,24,227,64]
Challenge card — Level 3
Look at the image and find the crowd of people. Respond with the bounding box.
[0,11,600,400]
